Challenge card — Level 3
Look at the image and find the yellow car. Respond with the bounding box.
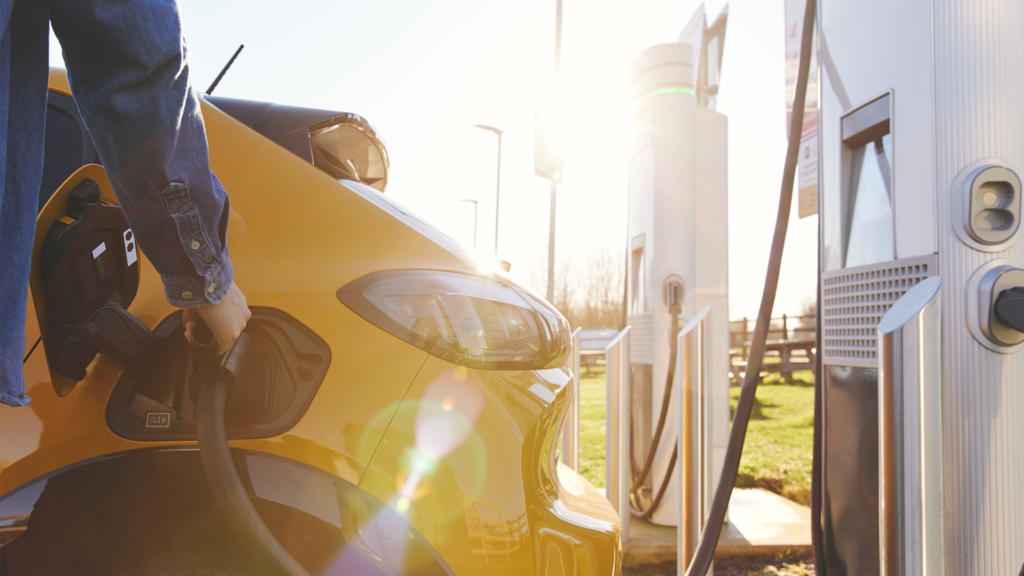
[0,69,620,576]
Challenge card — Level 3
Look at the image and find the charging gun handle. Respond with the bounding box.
[190,318,311,576]
[190,320,221,375]
[188,319,240,406]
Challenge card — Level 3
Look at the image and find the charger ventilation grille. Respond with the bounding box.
[626,314,653,364]
[821,255,938,367]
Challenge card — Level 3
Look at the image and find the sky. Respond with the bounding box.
[48,0,819,321]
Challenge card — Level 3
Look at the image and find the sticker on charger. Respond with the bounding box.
[123,228,137,266]
[145,412,171,428]
[92,242,109,281]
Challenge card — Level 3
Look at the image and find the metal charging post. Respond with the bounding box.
[677,306,713,573]
[562,327,582,471]
[877,277,944,576]
[605,326,631,541]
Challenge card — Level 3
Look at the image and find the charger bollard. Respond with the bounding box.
[677,306,713,573]
[877,277,944,576]
[562,327,583,471]
[605,326,632,541]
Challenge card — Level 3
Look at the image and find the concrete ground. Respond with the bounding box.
[623,488,812,566]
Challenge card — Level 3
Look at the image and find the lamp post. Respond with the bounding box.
[459,199,479,249]
[543,0,565,304]
[474,125,504,257]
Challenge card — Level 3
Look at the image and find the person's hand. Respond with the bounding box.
[183,282,251,355]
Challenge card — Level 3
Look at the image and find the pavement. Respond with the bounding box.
[622,488,812,565]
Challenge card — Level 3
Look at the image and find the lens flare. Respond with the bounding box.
[328,370,492,573]
[414,369,485,460]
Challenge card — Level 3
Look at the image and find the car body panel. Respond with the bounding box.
[1,69,621,575]
[359,357,542,576]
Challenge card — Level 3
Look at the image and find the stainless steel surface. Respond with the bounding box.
[934,1,1024,571]
[562,327,582,472]
[950,161,1022,249]
[878,276,943,576]
[821,0,1024,572]
[820,0,938,274]
[676,305,712,573]
[605,326,631,541]
[821,255,937,367]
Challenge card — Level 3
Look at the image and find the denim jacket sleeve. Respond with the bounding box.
[49,0,232,307]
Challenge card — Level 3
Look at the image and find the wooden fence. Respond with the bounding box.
[729,314,816,384]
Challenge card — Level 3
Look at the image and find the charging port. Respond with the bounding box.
[106,307,330,441]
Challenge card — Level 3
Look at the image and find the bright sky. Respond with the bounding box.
[48,0,818,321]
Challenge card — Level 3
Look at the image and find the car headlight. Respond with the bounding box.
[337,270,569,370]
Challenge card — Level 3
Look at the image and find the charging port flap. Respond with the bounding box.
[29,165,153,396]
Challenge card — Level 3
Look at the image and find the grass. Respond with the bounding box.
[731,370,815,505]
[573,366,814,506]
[577,372,609,488]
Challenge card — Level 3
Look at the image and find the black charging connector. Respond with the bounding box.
[190,320,311,576]
[54,301,161,381]
[995,287,1024,334]
[188,320,240,407]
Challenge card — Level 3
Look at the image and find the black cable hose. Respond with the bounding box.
[196,381,312,576]
[637,445,677,520]
[683,0,816,573]
[629,312,681,518]
[812,174,827,568]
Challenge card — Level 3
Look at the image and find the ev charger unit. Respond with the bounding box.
[817,0,1024,573]
[625,7,730,528]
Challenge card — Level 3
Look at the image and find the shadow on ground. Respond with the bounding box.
[623,552,816,576]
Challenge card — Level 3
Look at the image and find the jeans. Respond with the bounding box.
[1,0,234,406]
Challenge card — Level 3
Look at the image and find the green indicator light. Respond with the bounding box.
[631,86,695,105]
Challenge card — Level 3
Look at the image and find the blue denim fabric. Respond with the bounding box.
[1,0,234,406]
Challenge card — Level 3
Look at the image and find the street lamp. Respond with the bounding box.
[474,124,504,257]
[534,113,563,304]
[459,199,479,249]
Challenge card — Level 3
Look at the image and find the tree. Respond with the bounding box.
[525,248,624,330]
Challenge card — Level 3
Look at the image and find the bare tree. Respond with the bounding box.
[798,295,817,327]
[525,248,624,330]
[575,248,624,329]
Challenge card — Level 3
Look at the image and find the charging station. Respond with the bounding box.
[817,0,1024,573]
[624,6,730,527]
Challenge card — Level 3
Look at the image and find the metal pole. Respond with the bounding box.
[459,199,479,249]
[546,0,563,304]
[677,306,712,573]
[473,125,504,256]
[547,181,557,302]
[605,326,631,542]
[555,0,563,81]
[562,327,582,471]
[877,276,943,576]
[495,133,502,256]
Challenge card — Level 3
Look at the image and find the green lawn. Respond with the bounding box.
[731,371,815,505]
[577,373,609,489]
[572,368,814,506]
